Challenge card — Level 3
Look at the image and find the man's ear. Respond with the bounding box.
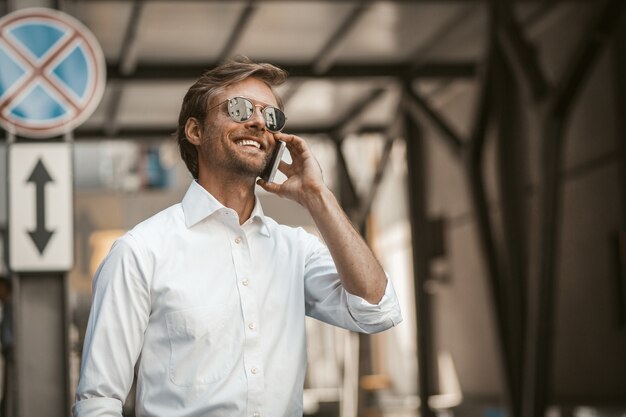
[185,117,202,146]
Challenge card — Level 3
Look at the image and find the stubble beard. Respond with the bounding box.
[201,126,271,179]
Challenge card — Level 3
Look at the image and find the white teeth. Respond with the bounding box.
[237,139,260,149]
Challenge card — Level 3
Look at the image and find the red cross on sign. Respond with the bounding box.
[0,8,106,138]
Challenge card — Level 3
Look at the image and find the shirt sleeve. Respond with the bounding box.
[73,233,151,417]
[301,229,402,333]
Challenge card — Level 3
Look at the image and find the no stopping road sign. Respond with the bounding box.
[0,8,105,138]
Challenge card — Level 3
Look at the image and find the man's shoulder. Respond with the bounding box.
[265,217,322,247]
[126,203,184,245]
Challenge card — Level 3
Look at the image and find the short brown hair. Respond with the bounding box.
[175,56,288,179]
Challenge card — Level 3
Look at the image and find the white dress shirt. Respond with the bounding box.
[74,181,402,417]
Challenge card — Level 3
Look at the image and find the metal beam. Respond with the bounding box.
[217,0,256,62]
[105,0,145,136]
[70,124,388,141]
[332,137,361,219]
[118,0,144,76]
[106,61,477,81]
[331,87,388,134]
[410,4,479,67]
[404,85,464,157]
[354,137,394,231]
[549,0,626,119]
[312,1,370,74]
[70,0,595,3]
[326,87,390,219]
[493,0,550,100]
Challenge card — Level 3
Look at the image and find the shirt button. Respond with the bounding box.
[241,279,249,286]
[248,322,255,330]
[251,367,258,375]
[234,237,242,244]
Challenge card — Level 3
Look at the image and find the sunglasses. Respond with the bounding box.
[209,96,287,132]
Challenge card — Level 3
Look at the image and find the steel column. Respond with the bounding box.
[612,8,626,328]
[404,28,519,415]
[492,0,549,100]
[522,2,626,416]
[402,89,436,417]
[493,39,527,417]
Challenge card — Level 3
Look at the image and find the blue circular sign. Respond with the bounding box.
[0,8,105,138]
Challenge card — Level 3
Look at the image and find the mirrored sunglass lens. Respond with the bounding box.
[263,107,285,132]
[228,97,254,122]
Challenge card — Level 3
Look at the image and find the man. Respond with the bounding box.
[74,57,402,417]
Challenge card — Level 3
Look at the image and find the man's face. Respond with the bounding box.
[196,77,279,180]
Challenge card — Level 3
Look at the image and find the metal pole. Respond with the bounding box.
[13,272,70,417]
[402,91,436,417]
[611,6,626,329]
[493,41,527,417]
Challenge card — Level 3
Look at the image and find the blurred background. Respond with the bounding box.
[0,0,625,416]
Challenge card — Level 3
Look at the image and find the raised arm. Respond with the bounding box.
[257,133,387,304]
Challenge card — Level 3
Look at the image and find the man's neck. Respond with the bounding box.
[196,173,257,225]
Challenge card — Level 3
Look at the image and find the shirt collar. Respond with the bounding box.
[182,181,271,237]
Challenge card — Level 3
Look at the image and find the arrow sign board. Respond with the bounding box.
[0,8,105,138]
[9,143,73,271]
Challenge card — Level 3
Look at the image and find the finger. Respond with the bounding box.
[278,160,293,176]
[274,133,308,155]
[273,132,298,143]
[256,178,282,196]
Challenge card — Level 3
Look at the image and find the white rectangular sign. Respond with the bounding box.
[9,143,73,271]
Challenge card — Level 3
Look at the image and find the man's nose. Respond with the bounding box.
[244,106,266,130]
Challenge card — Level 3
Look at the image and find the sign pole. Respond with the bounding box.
[8,136,73,417]
[1,6,105,417]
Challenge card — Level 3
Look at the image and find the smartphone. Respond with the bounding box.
[260,140,286,183]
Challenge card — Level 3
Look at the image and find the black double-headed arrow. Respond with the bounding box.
[27,159,54,255]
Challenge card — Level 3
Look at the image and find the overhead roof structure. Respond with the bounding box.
[2,2,625,417]
[37,0,575,141]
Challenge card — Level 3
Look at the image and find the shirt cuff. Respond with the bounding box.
[345,277,403,328]
[73,397,123,417]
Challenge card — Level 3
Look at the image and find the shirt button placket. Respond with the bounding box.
[232,228,263,414]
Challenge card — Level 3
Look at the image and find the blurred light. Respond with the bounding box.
[89,229,126,277]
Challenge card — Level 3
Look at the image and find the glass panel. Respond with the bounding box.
[234,1,354,62]
[137,2,247,62]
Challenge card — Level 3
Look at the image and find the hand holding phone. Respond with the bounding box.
[260,140,286,183]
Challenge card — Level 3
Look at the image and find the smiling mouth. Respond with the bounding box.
[236,139,261,149]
